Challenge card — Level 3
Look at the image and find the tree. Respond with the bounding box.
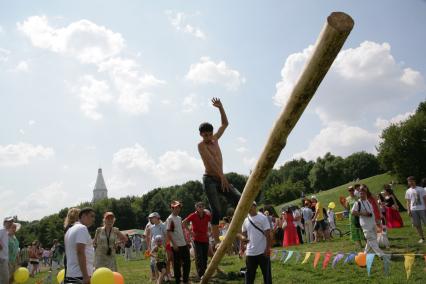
[309,153,346,191]
[343,151,382,180]
[377,101,426,181]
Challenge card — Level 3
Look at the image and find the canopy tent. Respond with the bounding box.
[120,229,144,236]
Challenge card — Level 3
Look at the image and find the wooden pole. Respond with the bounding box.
[200,12,354,283]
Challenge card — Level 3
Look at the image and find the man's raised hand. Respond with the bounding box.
[212,97,223,109]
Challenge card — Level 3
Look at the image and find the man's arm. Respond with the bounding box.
[406,199,411,216]
[264,229,271,256]
[76,243,90,283]
[211,98,228,140]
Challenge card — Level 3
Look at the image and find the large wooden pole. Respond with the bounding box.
[200,12,354,283]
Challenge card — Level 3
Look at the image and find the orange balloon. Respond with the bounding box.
[355,252,366,267]
[113,272,124,284]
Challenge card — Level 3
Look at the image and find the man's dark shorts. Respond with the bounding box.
[203,175,241,225]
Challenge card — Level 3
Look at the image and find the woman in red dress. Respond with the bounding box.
[282,207,300,247]
[383,185,404,228]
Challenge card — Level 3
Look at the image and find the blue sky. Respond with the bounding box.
[1,0,425,220]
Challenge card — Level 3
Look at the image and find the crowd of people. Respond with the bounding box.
[1,98,426,284]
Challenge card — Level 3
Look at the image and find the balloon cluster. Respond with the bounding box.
[92,268,124,284]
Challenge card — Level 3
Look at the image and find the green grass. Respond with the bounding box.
[25,173,426,283]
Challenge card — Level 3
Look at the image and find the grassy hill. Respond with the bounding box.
[275,173,405,213]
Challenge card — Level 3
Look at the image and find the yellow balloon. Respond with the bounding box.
[92,267,115,284]
[57,269,65,283]
[328,202,336,209]
[14,267,29,283]
[219,236,225,241]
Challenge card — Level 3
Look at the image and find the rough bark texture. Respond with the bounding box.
[200,11,354,284]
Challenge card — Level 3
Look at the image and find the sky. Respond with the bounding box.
[1,0,425,220]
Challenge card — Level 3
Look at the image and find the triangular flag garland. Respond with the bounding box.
[313,252,321,269]
[366,253,375,276]
[284,251,294,263]
[404,253,415,280]
[301,252,312,264]
[280,250,287,262]
[332,253,344,268]
[322,252,333,269]
[271,250,425,277]
[344,252,356,264]
[383,254,391,276]
[294,251,302,264]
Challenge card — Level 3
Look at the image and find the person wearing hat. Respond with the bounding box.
[93,212,127,271]
[166,201,190,284]
[151,235,167,284]
[8,222,20,283]
[145,212,168,281]
[0,217,14,284]
[240,201,272,284]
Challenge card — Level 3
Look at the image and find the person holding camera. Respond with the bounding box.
[351,185,385,257]
[93,212,127,271]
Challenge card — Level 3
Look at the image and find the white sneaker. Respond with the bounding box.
[418,238,424,244]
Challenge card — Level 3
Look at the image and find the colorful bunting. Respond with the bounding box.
[280,250,287,262]
[322,252,333,269]
[366,253,375,276]
[404,253,415,280]
[344,252,356,264]
[383,254,391,276]
[301,252,312,264]
[313,252,321,269]
[332,253,344,268]
[284,251,294,263]
[294,251,302,263]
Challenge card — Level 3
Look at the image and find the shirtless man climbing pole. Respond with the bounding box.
[198,98,241,245]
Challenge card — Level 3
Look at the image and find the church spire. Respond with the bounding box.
[92,168,108,202]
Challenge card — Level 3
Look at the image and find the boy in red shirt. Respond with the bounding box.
[183,202,211,279]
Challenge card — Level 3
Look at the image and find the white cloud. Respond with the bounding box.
[237,137,247,144]
[186,57,245,91]
[71,75,113,120]
[14,61,30,72]
[17,16,125,64]
[19,129,25,135]
[112,144,203,192]
[28,120,36,126]
[243,156,257,168]
[12,182,74,220]
[0,48,10,62]
[0,25,4,33]
[236,146,248,153]
[182,94,199,112]
[0,143,54,167]
[98,57,165,114]
[165,10,206,39]
[274,41,425,124]
[375,111,414,131]
[293,122,378,160]
[18,16,165,116]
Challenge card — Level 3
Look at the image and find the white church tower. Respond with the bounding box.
[92,168,108,203]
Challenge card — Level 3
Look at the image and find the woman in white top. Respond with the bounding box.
[351,185,385,257]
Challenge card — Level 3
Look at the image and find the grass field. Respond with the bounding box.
[26,173,426,283]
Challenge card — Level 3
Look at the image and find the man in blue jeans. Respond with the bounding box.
[198,97,241,245]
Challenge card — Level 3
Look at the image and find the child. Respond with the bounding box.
[152,235,167,284]
[327,203,336,230]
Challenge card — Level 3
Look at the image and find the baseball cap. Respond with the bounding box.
[170,200,182,208]
[148,212,160,218]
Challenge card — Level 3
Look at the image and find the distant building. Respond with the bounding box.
[92,168,108,203]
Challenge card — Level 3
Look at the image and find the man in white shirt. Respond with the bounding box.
[0,217,13,284]
[405,176,426,243]
[241,201,272,284]
[64,208,95,284]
